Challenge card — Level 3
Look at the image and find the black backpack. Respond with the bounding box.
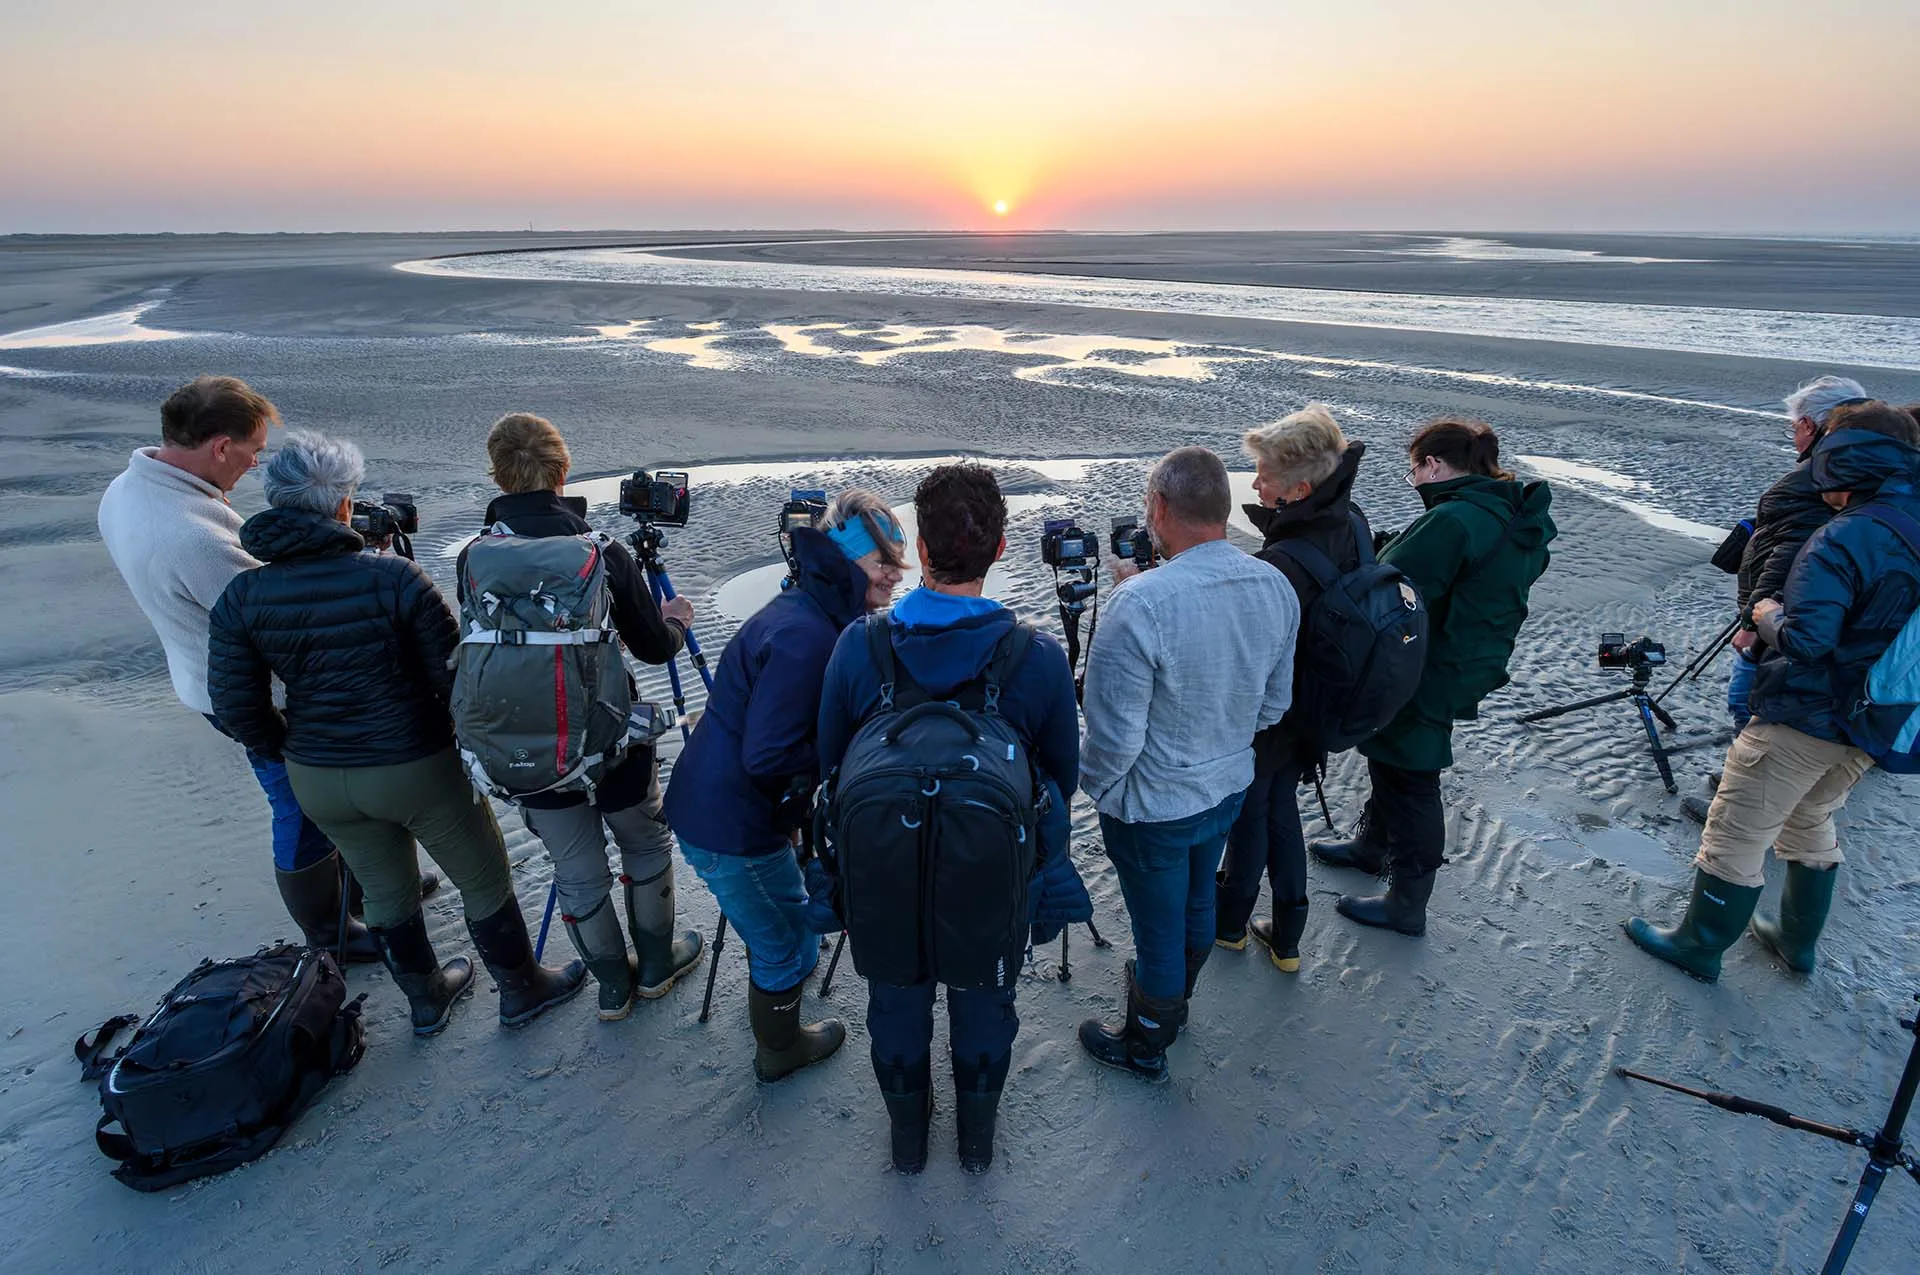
[822,615,1040,990]
[77,944,367,1192]
[1269,510,1429,756]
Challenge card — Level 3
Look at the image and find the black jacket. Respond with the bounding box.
[1737,449,1835,618]
[1243,442,1372,772]
[455,489,687,811]
[209,508,459,767]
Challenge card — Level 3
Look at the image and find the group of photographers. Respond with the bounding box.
[101,367,1918,1175]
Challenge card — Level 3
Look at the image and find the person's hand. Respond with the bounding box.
[1751,599,1783,626]
[1111,560,1141,586]
[662,596,695,628]
[1731,628,1758,654]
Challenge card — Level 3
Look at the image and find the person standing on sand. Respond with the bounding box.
[1077,446,1299,1081]
[1626,402,1920,981]
[1309,419,1554,940]
[96,375,434,964]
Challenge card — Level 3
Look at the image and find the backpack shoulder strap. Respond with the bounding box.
[1269,539,1341,593]
[1349,509,1376,567]
[982,621,1035,714]
[1458,505,1522,578]
[1860,504,1920,560]
[865,613,898,710]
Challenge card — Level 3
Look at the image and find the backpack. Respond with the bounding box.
[1269,510,1429,756]
[453,528,634,800]
[822,616,1040,990]
[1838,504,1920,773]
[79,944,366,1192]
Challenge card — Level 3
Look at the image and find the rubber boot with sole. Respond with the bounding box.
[1337,866,1437,937]
[1171,949,1209,1028]
[954,1053,1009,1174]
[1623,868,1763,983]
[1213,871,1256,950]
[1078,963,1181,1083]
[562,893,638,1021]
[875,1054,932,1174]
[1308,813,1388,875]
[1750,862,1837,974]
[467,898,589,1027]
[277,854,382,964]
[369,909,474,1037]
[1250,898,1310,972]
[749,979,846,1082]
[624,865,704,999]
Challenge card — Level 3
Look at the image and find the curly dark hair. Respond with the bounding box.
[914,463,1006,585]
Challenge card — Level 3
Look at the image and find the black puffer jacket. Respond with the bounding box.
[1737,449,1834,617]
[1243,442,1372,773]
[455,490,686,812]
[209,507,459,766]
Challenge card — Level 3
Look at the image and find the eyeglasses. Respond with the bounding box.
[1403,463,1421,488]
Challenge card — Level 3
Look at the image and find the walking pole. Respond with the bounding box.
[697,913,729,1023]
[819,931,848,997]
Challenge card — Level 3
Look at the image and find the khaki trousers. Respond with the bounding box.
[1695,722,1874,889]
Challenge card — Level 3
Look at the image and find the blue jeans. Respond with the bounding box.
[1099,793,1245,1000]
[204,715,336,872]
[1727,649,1759,732]
[678,840,819,992]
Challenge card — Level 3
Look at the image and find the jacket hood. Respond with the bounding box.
[787,526,871,630]
[1244,441,1365,543]
[888,587,1014,696]
[1419,473,1555,550]
[240,506,365,562]
[1810,429,1920,497]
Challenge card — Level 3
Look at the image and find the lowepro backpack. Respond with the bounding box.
[453,527,635,800]
[1837,504,1920,773]
[822,615,1040,990]
[79,944,366,1192]
[1269,510,1429,757]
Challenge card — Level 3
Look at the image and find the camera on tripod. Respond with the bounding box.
[350,492,419,540]
[1598,633,1667,672]
[778,488,828,579]
[1041,520,1099,571]
[619,470,690,527]
[1109,516,1157,570]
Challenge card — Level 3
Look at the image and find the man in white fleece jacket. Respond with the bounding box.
[97,375,418,960]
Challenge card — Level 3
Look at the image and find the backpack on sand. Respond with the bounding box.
[822,616,1041,991]
[79,944,366,1192]
[453,527,634,800]
[1839,504,1920,773]
[1269,510,1429,757]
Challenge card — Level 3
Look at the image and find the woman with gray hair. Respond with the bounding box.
[208,429,587,1037]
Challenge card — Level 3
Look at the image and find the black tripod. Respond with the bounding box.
[1617,996,1920,1274]
[1651,614,1742,710]
[1519,659,1678,793]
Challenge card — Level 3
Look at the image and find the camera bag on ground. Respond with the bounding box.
[1837,504,1920,773]
[821,615,1040,990]
[453,527,634,799]
[1268,509,1429,756]
[77,943,366,1192]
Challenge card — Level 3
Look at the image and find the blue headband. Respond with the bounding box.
[825,513,903,562]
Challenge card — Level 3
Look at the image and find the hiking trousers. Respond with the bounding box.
[1219,760,1309,925]
[285,747,513,929]
[1697,722,1874,889]
[522,767,675,920]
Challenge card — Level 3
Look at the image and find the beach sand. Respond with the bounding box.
[2,232,1918,1274]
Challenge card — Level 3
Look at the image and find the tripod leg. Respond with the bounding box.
[819,931,846,997]
[1821,1162,1888,1275]
[1087,918,1113,949]
[697,913,729,1024]
[1518,687,1636,723]
[1059,926,1071,983]
[1638,699,1678,794]
[534,880,558,963]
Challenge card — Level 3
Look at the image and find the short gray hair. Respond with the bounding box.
[263,428,365,515]
[1149,446,1231,526]
[1785,375,1869,427]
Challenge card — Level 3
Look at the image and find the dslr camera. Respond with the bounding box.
[1109,516,1157,570]
[619,470,691,527]
[778,488,828,578]
[1041,519,1099,570]
[1598,633,1667,671]
[350,492,420,540]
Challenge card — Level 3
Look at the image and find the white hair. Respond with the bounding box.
[263,429,365,514]
[820,487,907,567]
[1784,375,1869,427]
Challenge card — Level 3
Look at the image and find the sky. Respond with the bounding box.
[3,0,1917,235]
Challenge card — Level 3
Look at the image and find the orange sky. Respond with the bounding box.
[5,1,1917,232]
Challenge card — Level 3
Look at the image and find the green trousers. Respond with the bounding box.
[285,747,513,929]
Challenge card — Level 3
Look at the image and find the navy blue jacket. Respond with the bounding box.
[816,588,1088,942]
[661,528,870,855]
[209,507,458,766]
[1753,431,1920,743]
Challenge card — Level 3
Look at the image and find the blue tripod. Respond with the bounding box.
[532,520,713,961]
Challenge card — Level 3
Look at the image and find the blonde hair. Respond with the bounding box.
[1243,403,1348,490]
[822,488,907,568]
[487,412,572,494]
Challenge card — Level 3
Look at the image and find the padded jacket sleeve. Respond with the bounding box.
[1765,523,1861,664]
[207,577,287,757]
[604,540,687,665]
[741,630,834,795]
[398,560,461,704]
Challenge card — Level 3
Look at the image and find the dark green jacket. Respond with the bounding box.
[1360,474,1556,771]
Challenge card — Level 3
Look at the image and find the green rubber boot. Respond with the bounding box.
[1750,862,1838,974]
[1623,869,1762,983]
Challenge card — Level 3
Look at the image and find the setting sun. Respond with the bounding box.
[993,199,1010,216]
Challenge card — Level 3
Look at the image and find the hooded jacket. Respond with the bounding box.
[455,489,685,812]
[208,507,459,766]
[1360,473,1556,772]
[1736,443,1835,617]
[1244,442,1372,773]
[1751,430,1920,743]
[661,528,870,856]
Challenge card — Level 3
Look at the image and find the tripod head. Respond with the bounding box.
[626,519,670,570]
